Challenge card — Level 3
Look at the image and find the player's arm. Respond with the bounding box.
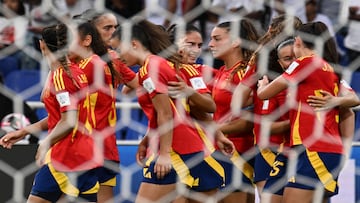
[0,117,48,149]
[257,75,288,100]
[36,111,77,166]
[339,108,355,157]
[270,120,290,134]
[307,82,360,110]
[168,75,216,113]
[124,74,139,90]
[152,93,173,179]
[42,111,77,146]
[218,110,254,135]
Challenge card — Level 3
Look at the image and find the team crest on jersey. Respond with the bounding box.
[143,77,156,93]
[286,61,299,74]
[189,77,206,90]
[56,92,71,107]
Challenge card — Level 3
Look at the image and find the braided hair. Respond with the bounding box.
[42,23,77,86]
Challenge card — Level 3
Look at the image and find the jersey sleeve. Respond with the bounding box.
[283,57,315,82]
[53,68,83,113]
[139,57,173,98]
[181,64,210,94]
[113,58,136,83]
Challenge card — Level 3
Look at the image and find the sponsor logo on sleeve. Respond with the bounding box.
[56,92,71,107]
[189,77,207,90]
[143,77,156,93]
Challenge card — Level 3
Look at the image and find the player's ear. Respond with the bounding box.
[82,34,92,47]
[231,38,241,48]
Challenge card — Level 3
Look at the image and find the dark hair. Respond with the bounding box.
[216,19,259,78]
[0,0,25,16]
[112,18,181,70]
[77,9,119,30]
[166,23,201,44]
[247,15,302,77]
[42,23,79,87]
[296,22,338,64]
[277,38,295,53]
[77,9,105,23]
[76,20,121,87]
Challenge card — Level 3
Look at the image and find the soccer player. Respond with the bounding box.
[229,15,302,201]
[252,39,294,202]
[112,18,225,203]
[68,19,123,203]
[0,23,101,202]
[74,10,138,201]
[208,19,259,203]
[79,9,138,90]
[166,23,234,161]
[260,37,360,203]
[257,22,345,203]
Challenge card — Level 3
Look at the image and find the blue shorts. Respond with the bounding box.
[97,160,120,186]
[254,147,277,183]
[286,146,344,197]
[263,153,288,195]
[142,151,224,192]
[212,150,255,192]
[30,163,99,202]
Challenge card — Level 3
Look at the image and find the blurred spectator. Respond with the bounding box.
[24,0,67,54]
[211,0,266,24]
[183,0,217,46]
[145,0,182,28]
[318,0,341,25]
[0,0,25,49]
[60,0,95,18]
[0,0,40,71]
[344,0,360,72]
[270,0,306,22]
[105,0,144,19]
[305,0,335,36]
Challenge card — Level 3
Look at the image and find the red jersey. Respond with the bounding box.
[42,64,100,171]
[178,63,214,154]
[253,90,290,148]
[78,54,119,162]
[192,64,219,89]
[212,62,254,153]
[108,49,136,85]
[243,64,290,148]
[137,55,204,155]
[179,63,210,95]
[283,56,342,153]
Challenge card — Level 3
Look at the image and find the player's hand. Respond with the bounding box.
[35,140,50,167]
[257,75,269,89]
[136,136,149,167]
[307,90,337,111]
[154,153,172,179]
[216,132,235,157]
[0,130,27,149]
[168,75,195,98]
